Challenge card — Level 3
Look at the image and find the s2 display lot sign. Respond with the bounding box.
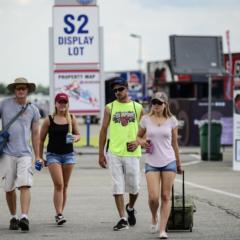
[53,6,99,64]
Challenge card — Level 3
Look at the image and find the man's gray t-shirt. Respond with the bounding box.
[0,97,40,157]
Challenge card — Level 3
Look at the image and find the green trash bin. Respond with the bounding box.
[199,121,222,161]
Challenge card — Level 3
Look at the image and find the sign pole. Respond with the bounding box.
[49,27,54,114]
[99,26,105,120]
[208,75,212,161]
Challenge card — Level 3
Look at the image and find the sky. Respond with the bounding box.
[0,0,240,86]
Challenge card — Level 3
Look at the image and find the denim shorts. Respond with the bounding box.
[46,152,76,166]
[145,161,177,173]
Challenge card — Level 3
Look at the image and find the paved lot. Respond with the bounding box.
[0,146,240,239]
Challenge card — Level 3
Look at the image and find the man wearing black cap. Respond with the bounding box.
[99,77,143,231]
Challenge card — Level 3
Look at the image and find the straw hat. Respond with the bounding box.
[7,77,36,93]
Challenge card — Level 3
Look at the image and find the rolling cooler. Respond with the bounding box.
[167,171,196,232]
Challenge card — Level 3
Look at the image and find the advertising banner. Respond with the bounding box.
[233,89,240,170]
[147,60,173,91]
[54,70,100,114]
[119,71,144,100]
[169,99,233,146]
[53,6,99,64]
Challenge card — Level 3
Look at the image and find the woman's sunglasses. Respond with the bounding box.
[113,87,125,93]
[57,100,68,104]
[151,99,164,105]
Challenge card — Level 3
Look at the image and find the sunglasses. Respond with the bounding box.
[15,87,28,91]
[57,100,68,104]
[113,87,125,93]
[151,99,164,105]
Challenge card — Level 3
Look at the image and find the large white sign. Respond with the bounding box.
[53,6,99,64]
[54,70,100,114]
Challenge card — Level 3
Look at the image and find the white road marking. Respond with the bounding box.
[190,154,201,160]
[181,154,201,166]
[175,179,240,200]
[182,160,201,166]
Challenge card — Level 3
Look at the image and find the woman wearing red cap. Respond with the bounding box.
[39,92,80,225]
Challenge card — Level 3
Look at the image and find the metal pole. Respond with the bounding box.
[138,36,143,100]
[99,26,105,120]
[86,115,91,147]
[49,27,54,114]
[130,33,142,71]
[208,75,212,160]
[138,36,142,71]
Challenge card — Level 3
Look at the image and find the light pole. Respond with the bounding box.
[130,33,142,71]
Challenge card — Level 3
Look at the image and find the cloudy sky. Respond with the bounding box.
[0,0,240,86]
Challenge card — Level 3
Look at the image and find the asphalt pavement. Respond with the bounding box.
[0,144,240,239]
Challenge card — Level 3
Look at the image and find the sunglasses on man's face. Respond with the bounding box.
[113,87,125,93]
[151,99,164,105]
[15,87,28,91]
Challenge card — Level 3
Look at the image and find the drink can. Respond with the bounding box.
[66,133,74,144]
[146,140,154,154]
[35,160,42,171]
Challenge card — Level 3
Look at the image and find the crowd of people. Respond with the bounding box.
[0,77,182,239]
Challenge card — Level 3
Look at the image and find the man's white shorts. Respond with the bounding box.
[0,154,33,192]
[107,152,140,195]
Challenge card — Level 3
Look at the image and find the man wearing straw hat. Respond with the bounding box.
[0,77,41,232]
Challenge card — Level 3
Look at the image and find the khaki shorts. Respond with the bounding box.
[107,152,140,195]
[0,154,33,192]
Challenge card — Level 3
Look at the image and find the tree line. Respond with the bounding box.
[0,83,49,95]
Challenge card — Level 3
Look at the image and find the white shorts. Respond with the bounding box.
[107,152,140,195]
[0,154,33,192]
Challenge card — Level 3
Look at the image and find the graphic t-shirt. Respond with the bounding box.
[107,100,142,157]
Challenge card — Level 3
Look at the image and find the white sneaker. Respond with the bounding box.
[150,223,159,233]
[150,212,159,233]
[159,231,168,239]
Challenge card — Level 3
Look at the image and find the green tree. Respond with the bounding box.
[35,84,49,95]
[0,83,6,94]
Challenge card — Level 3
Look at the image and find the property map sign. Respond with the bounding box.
[54,70,100,113]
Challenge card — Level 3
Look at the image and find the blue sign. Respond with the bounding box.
[118,71,145,101]
[77,0,94,4]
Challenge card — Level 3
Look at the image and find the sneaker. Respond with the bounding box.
[159,231,168,239]
[55,214,66,225]
[150,223,159,234]
[126,203,136,226]
[9,217,19,230]
[19,217,29,231]
[113,219,129,231]
[150,212,159,233]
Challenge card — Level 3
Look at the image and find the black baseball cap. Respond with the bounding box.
[110,77,128,89]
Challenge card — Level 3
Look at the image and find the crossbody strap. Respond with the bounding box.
[133,101,138,122]
[106,103,113,153]
[4,103,30,130]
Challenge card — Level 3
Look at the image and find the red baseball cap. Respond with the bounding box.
[55,93,69,103]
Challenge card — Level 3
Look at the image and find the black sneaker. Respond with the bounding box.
[9,217,19,230]
[19,217,29,231]
[126,203,136,226]
[113,219,129,231]
[55,214,66,225]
